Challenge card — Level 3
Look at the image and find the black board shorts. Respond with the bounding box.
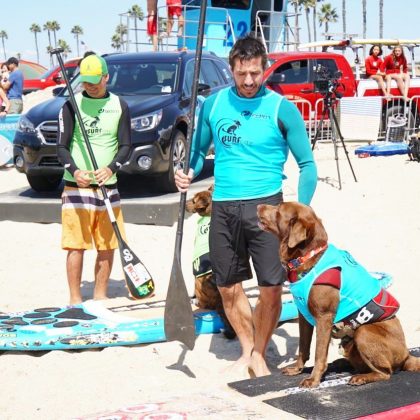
[209,192,286,287]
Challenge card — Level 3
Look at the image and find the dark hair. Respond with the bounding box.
[228,34,267,70]
[78,51,96,66]
[369,45,383,56]
[6,57,19,66]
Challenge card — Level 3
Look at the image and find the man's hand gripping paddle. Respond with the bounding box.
[51,49,155,300]
[163,1,208,350]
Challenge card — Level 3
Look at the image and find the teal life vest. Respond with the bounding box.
[289,244,381,326]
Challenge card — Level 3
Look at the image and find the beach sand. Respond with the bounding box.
[0,143,419,419]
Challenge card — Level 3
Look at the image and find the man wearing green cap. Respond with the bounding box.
[57,54,131,305]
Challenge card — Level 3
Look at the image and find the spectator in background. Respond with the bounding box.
[0,85,10,118]
[147,0,158,51]
[1,57,23,114]
[383,45,410,100]
[365,45,388,97]
[1,63,9,84]
[166,0,184,37]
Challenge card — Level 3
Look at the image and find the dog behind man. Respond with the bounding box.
[186,185,236,339]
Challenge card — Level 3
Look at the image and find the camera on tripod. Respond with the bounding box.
[313,64,343,98]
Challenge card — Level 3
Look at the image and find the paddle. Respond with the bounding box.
[164,1,208,350]
[51,48,155,300]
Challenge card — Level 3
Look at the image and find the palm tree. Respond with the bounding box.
[318,3,339,39]
[116,24,128,51]
[71,25,84,57]
[379,0,384,38]
[29,23,41,63]
[311,0,323,47]
[128,4,144,52]
[0,30,7,61]
[302,0,315,46]
[362,0,367,57]
[111,33,123,52]
[51,21,61,47]
[58,39,71,59]
[289,0,304,47]
[43,21,54,66]
[342,0,346,37]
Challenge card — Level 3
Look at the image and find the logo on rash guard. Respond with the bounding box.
[216,118,242,148]
[82,116,103,135]
[241,110,270,120]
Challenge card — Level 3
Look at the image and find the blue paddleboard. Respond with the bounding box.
[0,272,391,352]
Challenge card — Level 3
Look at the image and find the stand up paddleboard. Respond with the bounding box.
[0,272,391,352]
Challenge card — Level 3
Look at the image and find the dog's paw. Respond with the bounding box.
[299,376,321,388]
[348,374,368,386]
[281,365,302,376]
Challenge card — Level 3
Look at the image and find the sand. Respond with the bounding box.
[0,143,419,419]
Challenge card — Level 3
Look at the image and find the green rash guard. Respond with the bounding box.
[58,92,131,186]
[190,86,317,204]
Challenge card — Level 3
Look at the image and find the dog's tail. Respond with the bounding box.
[402,355,420,372]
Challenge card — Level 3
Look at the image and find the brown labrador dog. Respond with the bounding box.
[186,185,236,339]
[257,201,419,387]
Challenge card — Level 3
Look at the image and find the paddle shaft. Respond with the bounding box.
[176,3,208,248]
[164,0,208,349]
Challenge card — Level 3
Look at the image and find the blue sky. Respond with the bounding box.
[1,0,418,68]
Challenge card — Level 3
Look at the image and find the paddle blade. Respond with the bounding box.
[164,256,195,350]
[119,239,155,299]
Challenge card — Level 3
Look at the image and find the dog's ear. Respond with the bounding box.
[288,219,310,248]
[208,184,214,193]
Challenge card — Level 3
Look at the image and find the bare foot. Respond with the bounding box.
[249,351,271,377]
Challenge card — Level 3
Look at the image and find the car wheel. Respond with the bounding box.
[156,129,186,192]
[26,174,62,192]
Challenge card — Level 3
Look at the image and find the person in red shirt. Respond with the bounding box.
[147,0,158,51]
[365,45,388,97]
[383,45,410,99]
[166,0,184,37]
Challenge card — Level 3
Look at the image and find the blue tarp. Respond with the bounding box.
[354,142,409,157]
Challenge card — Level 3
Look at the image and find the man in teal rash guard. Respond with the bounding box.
[175,35,317,378]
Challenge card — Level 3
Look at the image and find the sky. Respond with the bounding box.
[2,0,419,69]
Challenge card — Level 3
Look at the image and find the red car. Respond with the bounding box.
[22,58,80,94]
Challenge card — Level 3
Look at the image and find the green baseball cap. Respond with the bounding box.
[79,55,108,84]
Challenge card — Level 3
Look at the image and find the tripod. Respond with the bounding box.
[312,93,357,190]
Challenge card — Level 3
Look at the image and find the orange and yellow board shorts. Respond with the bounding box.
[61,186,126,251]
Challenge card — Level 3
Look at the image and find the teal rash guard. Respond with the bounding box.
[190,86,317,204]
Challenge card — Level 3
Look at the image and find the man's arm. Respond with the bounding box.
[280,99,317,205]
[107,98,131,173]
[189,93,216,178]
[57,101,79,176]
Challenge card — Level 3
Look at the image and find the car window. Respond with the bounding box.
[65,66,78,80]
[216,59,233,84]
[314,59,339,79]
[273,59,309,84]
[105,62,178,95]
[201,60,225,88]
[183,60,208,97]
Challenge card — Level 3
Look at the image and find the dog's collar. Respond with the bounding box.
[287,244,328,271]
